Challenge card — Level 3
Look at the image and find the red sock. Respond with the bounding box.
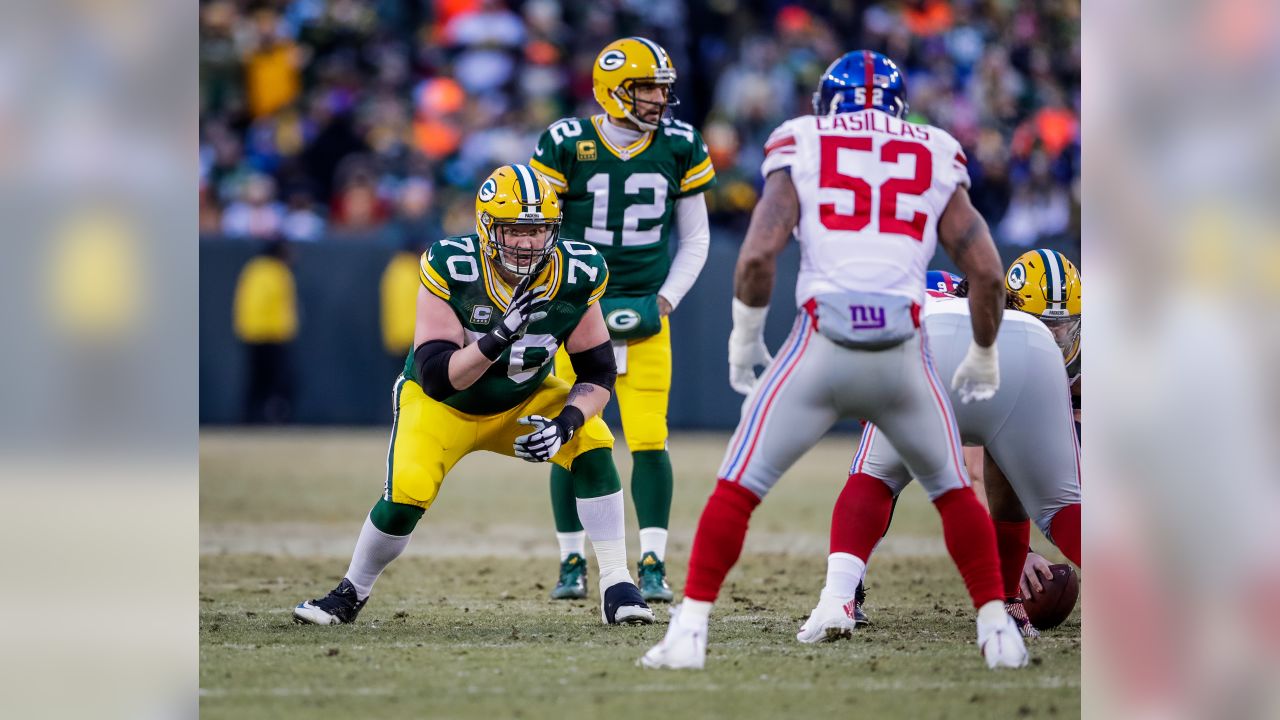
[933,487,1004,609]
[993,520,1031,599]
[830,472,896,559]
[1049,503,1081,567]
[683,480,762,603]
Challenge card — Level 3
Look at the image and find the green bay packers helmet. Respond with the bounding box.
[475,164,562,277]
[1006,249,1082,364]
[593,37,679,132]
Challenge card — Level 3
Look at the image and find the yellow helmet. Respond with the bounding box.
[475,164,562,277]
[592,37,679,132]
[1006,249,1082,364]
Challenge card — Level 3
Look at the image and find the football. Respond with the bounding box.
[1024,563,1079,630]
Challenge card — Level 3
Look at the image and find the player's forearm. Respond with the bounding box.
[734,251,776,307]
[950,223,1003,347]
[446,343,497,391]
[565,382,610,419]
[659,194,711,309]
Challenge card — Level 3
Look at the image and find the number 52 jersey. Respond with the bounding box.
[529,115,715,296]
[762,109,970,307]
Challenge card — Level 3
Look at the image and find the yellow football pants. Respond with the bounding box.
[384,374,615,510]
[554,316,671,452]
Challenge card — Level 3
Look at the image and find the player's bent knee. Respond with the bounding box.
[569,447,622,498]
[370,497,425,535]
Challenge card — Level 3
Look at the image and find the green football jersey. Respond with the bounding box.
[404,234,609,416]
[529,114,716,297]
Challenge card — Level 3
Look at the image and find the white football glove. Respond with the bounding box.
[728,299,772,395]
[514,414,573,462]
[951,341,1000,404]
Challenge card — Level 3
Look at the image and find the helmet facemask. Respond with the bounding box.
[485,214,561,278]
[614,74,678,131]
[1042,316,1082,363]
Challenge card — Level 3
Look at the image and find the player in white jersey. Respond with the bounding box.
[800,284,1082,644]
[640,50,1027,671]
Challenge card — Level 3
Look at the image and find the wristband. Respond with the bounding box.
[477,333,506,361]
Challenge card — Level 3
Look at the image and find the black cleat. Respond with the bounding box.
[853,582,871,627]
[293,578,368,625]
[601,581,655,625]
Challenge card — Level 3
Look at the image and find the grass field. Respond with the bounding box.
[200,428,1079,719]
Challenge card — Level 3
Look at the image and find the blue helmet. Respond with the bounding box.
[812,50,909,118]
[926,270,963,295]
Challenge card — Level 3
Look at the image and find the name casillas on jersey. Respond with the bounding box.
[529,115,715,297]
[406,233,609,415]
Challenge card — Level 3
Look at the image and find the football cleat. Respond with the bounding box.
[637,551,674,602]
[639,608,706,669]
[796,597,857,644]
[853,582,871,628]
[601,580,655,625]
[550,552,589,600]
[977,610,1030,669]
[1005,598,1041,640]
[293,578,367,626]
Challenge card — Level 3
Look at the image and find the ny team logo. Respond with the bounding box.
[849,304,887,330]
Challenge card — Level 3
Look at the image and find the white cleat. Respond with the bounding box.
[977,610,1029,669]
[639,609,706,670]
[796,598,857,644]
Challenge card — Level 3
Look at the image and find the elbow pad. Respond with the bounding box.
[568,340,617,394]
[413,340,461,401]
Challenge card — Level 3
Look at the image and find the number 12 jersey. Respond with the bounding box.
[761,109,970,307]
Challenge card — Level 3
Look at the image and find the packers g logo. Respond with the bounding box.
[478,178,497,202]
[605,308,641,333]
[598,49,626,71]
[1006,263,1026,291]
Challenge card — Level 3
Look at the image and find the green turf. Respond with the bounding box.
[200,429,1079,719]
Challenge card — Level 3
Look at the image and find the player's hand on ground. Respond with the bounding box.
[493,275,549,346]
[727,328,773,395]
[514,414,573,462]
[951,341,999,403]
[1020,551,1053,598]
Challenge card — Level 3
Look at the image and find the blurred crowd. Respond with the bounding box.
[199,0,1080,249]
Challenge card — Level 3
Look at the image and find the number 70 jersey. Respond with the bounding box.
[407,234,610,416]
[762,109,970,307]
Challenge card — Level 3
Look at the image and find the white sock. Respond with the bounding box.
[345,515,412,600]
[677,598,713,630]
[576,491,630,586]
[592,538,631,588]
[638,527,668,559]
[977,599,1007,626]
[556,531,586,561]
[819,552,866,604]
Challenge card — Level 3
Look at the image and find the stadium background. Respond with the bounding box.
[198,0,1080,426]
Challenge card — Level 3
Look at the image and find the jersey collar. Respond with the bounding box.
[592,115,654,161]
[480,248,563,312]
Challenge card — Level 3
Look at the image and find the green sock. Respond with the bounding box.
[369,497,424,535]
[630,449,673,529]
[570,448,622,498]
[550,464,584,533]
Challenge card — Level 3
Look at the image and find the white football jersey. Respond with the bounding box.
[761,109,970,307]
[924,293,1048,332]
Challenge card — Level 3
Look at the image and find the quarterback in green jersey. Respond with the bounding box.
[529,37,716,602]
[293,165,654,627]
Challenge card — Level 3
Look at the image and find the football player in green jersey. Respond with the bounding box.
[293,165,655,627]
[529,37,716,602]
